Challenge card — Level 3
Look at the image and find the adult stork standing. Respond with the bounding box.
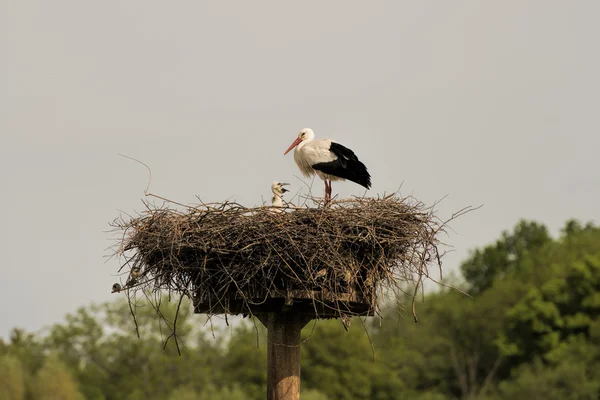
[284,128,371,204]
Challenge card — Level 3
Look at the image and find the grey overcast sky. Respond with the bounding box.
[1,1,599,338]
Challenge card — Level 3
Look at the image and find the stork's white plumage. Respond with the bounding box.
[271,181,289,211]
[284,128,371,204]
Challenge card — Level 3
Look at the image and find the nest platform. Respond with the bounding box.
[114,195,443,320]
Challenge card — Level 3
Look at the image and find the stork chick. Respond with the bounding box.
[271,181,289,210]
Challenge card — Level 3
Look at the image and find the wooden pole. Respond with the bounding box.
[258,313,310,400]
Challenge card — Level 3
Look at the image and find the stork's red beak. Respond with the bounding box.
[284,137,302,155]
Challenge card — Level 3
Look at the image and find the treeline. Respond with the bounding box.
[1,219,599,399]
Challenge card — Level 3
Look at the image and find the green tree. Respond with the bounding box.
[3,328,46,379]
[301,319,401,400]
[221,320,267,400]
[199,384,248,400]
[494,337,600,400]
[45,294,224,400]
[302,388,330,400]
[168,385,199,400]
[374,220,600,399]
[31,355,84,400]
[373,284,522,400]
[460,220,551,294]
[0,355,26,400]
[498,254,600,362]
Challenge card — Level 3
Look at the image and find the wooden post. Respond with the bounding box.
[258,313,310,400]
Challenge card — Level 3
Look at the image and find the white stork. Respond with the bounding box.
[284,128,371,204]
[271,181,289,210]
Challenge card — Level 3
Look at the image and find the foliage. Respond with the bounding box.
[302,388,331,400]
[460,220,551,294]
[168,384,247,400]
[30,355,84,400]
[0,355,26,400]
[498,228,600,363]
[221,321,267,400]
[301,319,402,400]
[493,336,600,400]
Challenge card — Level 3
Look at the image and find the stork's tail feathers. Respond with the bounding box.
[349,159,371,189]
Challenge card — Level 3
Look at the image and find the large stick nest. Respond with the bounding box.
[112,195,460,320]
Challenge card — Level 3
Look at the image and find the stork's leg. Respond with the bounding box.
[324,180,332,205]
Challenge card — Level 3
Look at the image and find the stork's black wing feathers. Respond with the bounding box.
[311,142,372,189]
